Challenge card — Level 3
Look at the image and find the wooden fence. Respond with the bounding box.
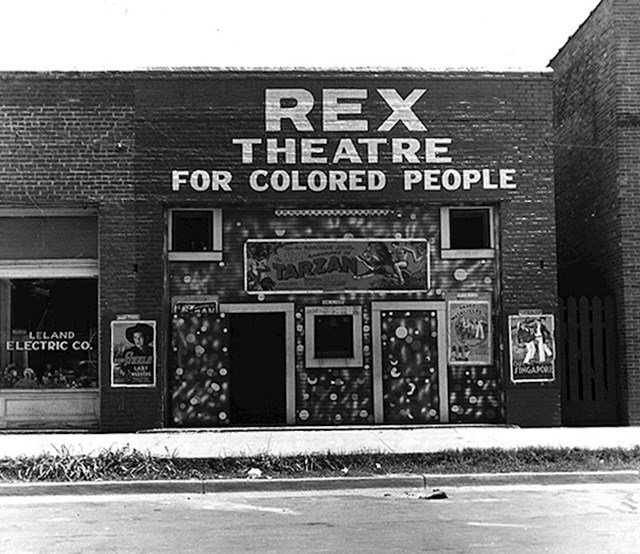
[557,296,618,425]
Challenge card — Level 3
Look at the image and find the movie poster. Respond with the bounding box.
[508,314,556,383]
[245,238,429,293]
[448,298,492,365]
[111,320,156,387]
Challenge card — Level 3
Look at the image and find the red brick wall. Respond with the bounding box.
[0,71,558,429]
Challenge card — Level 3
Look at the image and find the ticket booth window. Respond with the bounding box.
[305,306,363,368]
[440,207,495,259]
[314,315,354,359]
[169,208,223,261]
[0,278,98,389]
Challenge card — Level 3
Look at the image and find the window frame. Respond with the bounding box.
[168,208,223,262]
[305,305,363,368]
[440,206,496,259]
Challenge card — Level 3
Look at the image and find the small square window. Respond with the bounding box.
[440,207,495,259]
[314,315,354,359]
[305,306,363,368]
[169,209,223,261]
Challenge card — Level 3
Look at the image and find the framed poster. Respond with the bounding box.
[111,320,156,387]
[508,314,555,383]
[447,297,492,365]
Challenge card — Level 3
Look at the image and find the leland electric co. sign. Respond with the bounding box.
[171,87,518,195]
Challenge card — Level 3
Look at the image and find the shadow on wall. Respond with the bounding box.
[558,262,611,298]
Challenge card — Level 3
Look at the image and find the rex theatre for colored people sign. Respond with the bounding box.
[163,85,520,198]
[245,239,429,294]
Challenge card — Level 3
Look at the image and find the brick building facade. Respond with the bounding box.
[0,71,559,431]
[551,0,640,424]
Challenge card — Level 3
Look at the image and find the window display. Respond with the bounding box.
[0,278,98,389]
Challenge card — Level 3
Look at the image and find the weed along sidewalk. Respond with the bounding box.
[1,447,640,495]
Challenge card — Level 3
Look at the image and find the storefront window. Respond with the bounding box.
[0,278,98,389]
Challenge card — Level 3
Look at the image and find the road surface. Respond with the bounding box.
[1,482,639,553]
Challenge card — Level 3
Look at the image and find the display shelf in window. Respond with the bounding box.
[168,208,223,261]
[305,306,363,368]
[440,206,495,259]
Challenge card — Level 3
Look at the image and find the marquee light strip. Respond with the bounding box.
[274,209,393,217]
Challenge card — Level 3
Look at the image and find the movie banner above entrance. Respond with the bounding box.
[245,239,429,294]
[508,314,556,383]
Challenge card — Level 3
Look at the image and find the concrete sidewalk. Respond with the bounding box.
[0,425,639,459]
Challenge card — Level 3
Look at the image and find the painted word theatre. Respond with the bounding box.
[0,71,559,430]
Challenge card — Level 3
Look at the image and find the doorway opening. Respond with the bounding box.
[228,312,287,425]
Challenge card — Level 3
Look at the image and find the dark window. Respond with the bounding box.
[449,209,492,249]
[171,210,214,252]
[314,315,354,358]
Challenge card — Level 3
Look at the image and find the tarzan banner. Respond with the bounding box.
[245,239,429,293]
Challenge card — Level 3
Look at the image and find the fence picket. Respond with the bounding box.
[566,297,581,406]
[603,296,617,397]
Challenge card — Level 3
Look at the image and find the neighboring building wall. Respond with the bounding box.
[615,0,640,424]
[551,0,620,298]
[551,0,640,424]
[0,74,163,431]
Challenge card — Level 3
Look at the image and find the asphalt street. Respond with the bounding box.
[1,483,639,553]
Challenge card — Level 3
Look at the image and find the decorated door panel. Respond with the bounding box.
[373,302,447,424]
[171,301,231,426]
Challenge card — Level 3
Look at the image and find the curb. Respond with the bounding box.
[422,470,640,488]
[0,470,638,497]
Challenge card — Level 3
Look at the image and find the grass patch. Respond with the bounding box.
[1,446,640,482]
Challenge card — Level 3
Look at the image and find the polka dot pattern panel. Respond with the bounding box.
[448,365,504,423]
[380,310,440,423]
[169,207,496,302]
[171,312,231,426]
[296,368,373,425]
